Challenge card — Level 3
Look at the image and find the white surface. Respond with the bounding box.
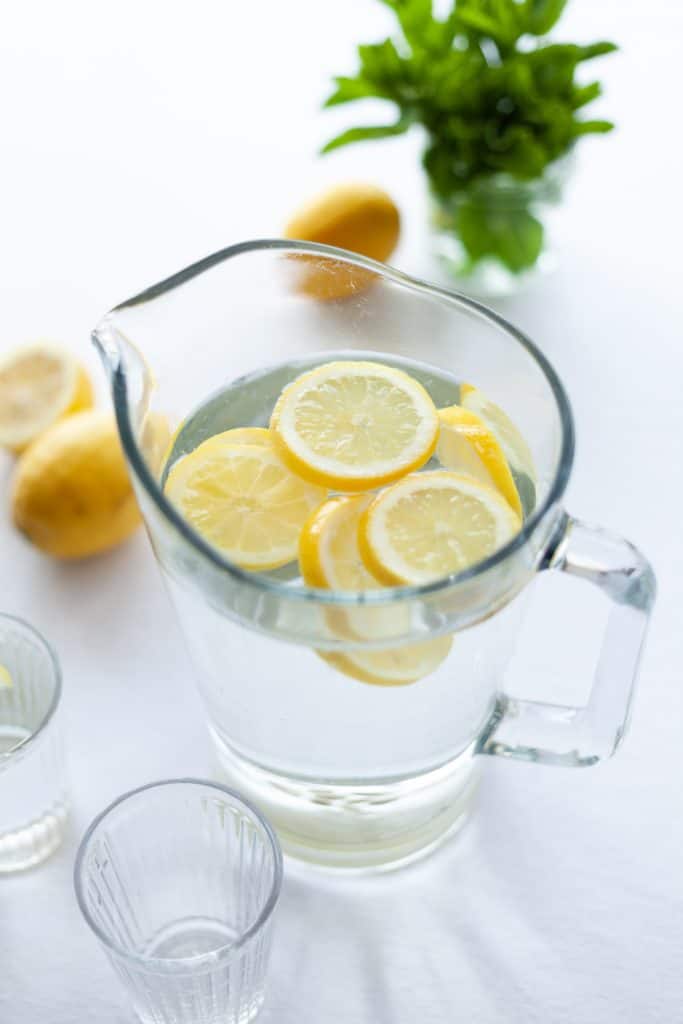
[1,2,681,1021]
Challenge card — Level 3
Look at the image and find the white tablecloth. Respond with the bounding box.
[2,3,681,1021]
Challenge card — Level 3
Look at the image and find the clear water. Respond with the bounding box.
[141,917,239,958]
[159,351,535,783]
[163,349,535,586]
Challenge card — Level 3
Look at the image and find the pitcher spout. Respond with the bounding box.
[92,315,155,415]
[91,314,123,384]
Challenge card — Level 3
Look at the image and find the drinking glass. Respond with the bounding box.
[0,613,68,872]
[74,779,282,1024]
[93,239,656,870]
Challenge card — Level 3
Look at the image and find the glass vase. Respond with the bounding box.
[431,156,571,298]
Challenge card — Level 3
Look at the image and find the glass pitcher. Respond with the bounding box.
[93,240,655,870]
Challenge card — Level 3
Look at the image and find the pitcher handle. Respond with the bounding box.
[477,512,656,767]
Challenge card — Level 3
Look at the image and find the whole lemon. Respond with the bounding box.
[284,183,400,300]
[11,410,141,558]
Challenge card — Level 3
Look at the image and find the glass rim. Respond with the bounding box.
[73,777,284,971]
[94,237,575,607]
[0,613,62,765]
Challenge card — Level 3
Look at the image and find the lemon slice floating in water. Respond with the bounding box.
[300,493,453,683]
[300,493,413,643]
[360,470,521,586]
[164,438,327,571]
[210,427,272,448]
[437,404,522,517]
[299,494,377,591]
[271,361,439,491]
[460,383,536,485]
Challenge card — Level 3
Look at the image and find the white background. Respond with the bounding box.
[1,2,681,1021]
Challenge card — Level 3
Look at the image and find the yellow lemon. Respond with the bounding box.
[300,492,412,642]
[272,361,438,491]
[11,411,141,558]
[317,634,453,687]
[299,494,377,591]
[209,427,272,448]
[0,342,93,452]
[160,425,273,482]
[460,383,536,484]
[0,665,12,689]
[284,183,400,300]
[300,494,450,681]
[360,470,521,586]
[437,404,522,517]
[164,439,327,571]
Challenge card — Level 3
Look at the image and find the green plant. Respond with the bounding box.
[322,0,616,275]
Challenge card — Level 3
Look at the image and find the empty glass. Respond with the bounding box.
[0,613,68,872]
[74,779,282,1024]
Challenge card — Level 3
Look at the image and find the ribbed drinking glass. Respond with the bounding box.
[74,779,282,1024]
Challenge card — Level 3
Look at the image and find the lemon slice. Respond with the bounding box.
[299,494,377,590]
[437,405,522,517]
[318,634,453,687]
[271,361,438,491]
[210,427,272,448]
[300,493,413,642]
[0,665,12,689]
[360,470,521,585]
[0,342,93,452]
[460,384,536,483]
[164,440,327,570]
[161,428,272,485]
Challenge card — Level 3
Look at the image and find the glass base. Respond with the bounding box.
[0,799,68,873]
[210,733,479,871]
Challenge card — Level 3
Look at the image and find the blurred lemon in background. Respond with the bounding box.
[0,342,93,452]
[284,183,400,299]
[11,410,141,558]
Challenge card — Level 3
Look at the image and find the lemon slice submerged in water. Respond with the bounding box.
[360,470,521,586]
[271,361,439,491]
[318,634,453,687]
[164,438,327,570]
[0,665,13,689]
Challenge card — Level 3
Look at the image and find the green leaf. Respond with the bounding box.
[455,0,523,48]
[522,0,568,36]
[358,39,405,83]
[321,0,617,198]
[578,41,618,61]
[321,119,411,155]
[324,77,388,107]
[571,81,601,110]
[571,119,614,136]
[455,200,544,272]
